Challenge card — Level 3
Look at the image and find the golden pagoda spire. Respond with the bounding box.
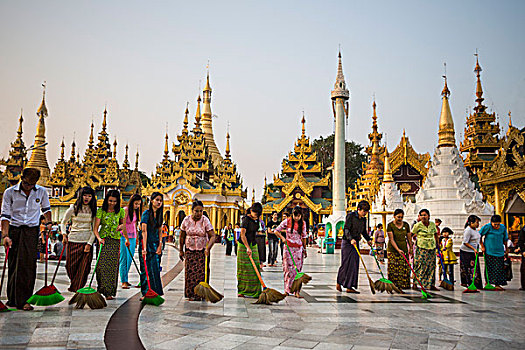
[17,110,23,139]
[367,99,382,171]
[473,52,485,113]
[301,113,306,136]
[383,149,394,183]
[194,94,202,131]
[60,139,65,160]
[26,82,50,185]
[201,66,221,163]
[88,121,94,149]
[112,139,118,160]
[123,143,130,169]
[102,106,108,132]
[182,102,189,134]
[70,139,76,162]
[264,175,267,188]
[163,131,170,161]
[135,148,140,170]
[437,74,456,148]
[252,188,255,205]
[225,131,231,160]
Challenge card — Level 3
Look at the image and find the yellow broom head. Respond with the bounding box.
[440,279,454,291]
[194,282,223,303]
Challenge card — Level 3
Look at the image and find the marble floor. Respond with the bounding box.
[1,244,524,349]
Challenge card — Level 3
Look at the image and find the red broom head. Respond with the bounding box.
[35,285,60,296]
[144,289,159,299]
[0,301,8,311]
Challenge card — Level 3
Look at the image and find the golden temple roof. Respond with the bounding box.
[437,76,456,148]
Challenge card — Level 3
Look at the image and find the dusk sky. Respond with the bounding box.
[1,0,524,199]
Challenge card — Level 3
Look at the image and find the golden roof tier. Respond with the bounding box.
[263,116,332,225]
[145,84,246,232]
[48,107,142,206]
[460,55,501,178]
[348,101,430,210]
[0,111,27,185]
[26,84,51,186]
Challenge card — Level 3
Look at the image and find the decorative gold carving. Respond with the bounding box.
[399,183,411,193]
[174,192,190,205]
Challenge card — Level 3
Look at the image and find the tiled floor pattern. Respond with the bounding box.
[138,247,525,350]
[1,245,524,349]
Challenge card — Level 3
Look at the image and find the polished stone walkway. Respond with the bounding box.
[1,245,524,349]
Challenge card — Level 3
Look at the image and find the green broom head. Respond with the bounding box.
[142,289,164,306]
[421,290,429,299]
[463,283,479,293]
[27,285,65,306]
[483,283,496,290]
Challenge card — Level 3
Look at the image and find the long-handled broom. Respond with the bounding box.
[194,251,223,303]
[27,242,66,306]
[141,253,164,306]
[284,241,312,293]
[69,243,107,309]
[247,254,286,304]
[463,250,480,293]
[126,246,141,288]
[438,250,454,291]
[370,248,402,294]
[400,252,430,299]
[482,252,496,291]
[0,246,13,312]
[353,243,375,294]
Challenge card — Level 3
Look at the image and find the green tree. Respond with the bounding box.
[311,134,366,189]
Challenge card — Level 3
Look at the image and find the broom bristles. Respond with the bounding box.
[69,287,106,309]
[27,285,65,306]
[463,286,479,293]
[367,276,376,295]
[142,289,164,306]
[194,282,223,303]
[255,288,286,305]
[440,279,454,291]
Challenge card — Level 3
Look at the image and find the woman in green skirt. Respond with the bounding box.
[237,203,263,298]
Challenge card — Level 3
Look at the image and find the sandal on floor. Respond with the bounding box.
[22,304,34,311]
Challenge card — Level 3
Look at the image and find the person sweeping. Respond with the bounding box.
[1,168,52,311]
[139,192,165,301]
[411,209,440,291]
[480,215,508,291]
[459,215,482,290]
[274,206,309,297]
[61,186,97,293]
[336,200,373,294]
[237,203,264,298]
[179,199,216,301]
[386,209,413,291]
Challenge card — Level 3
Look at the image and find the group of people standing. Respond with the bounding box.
[0,167,165,310]
[336,199,523,294]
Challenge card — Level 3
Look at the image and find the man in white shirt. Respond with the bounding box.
[1,168,52,311]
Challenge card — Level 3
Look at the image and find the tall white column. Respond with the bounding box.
[332,97,346,215]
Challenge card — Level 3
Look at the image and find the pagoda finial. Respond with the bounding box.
[135,148,139,170]
[474,50,484,108]
[372,99,378,132]
[37,81,48,117]
[438,74,456,148]
[163,131,169,161]
[70,139,76,162]
[264,175,267,188]
[225,131,231,160]
[194,95,202,131]
[102,106,108,132]
[383,149,394,183]
[204,61,212,92]
[252,188,255,205]
[88,121,94,149]
[301,112,306,136]
[60,138,65,160]
[183,102,189,134]
[112,138,117,159]
[331,50,349,100]
[123,143,130,168]
[17,109,23,134]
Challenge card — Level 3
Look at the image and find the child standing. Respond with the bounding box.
[441,227,457,283]
[373,223,386,263]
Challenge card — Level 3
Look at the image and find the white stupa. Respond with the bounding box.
[371,150,404,227]
[404,78,493,247]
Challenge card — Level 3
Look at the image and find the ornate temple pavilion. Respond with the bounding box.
[144,73,246,231]
[348,101,430,210]
[262,116,332,226]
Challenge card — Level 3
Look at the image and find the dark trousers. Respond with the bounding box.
[7,225,39,309]
[255,235,266,264]
[234,241,237,255]
[225,240,233,256]
[268,238,279,265]
[442,263,454,283]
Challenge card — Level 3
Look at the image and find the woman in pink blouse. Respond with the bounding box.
[179,199,216,301]
[274,206,308,298]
